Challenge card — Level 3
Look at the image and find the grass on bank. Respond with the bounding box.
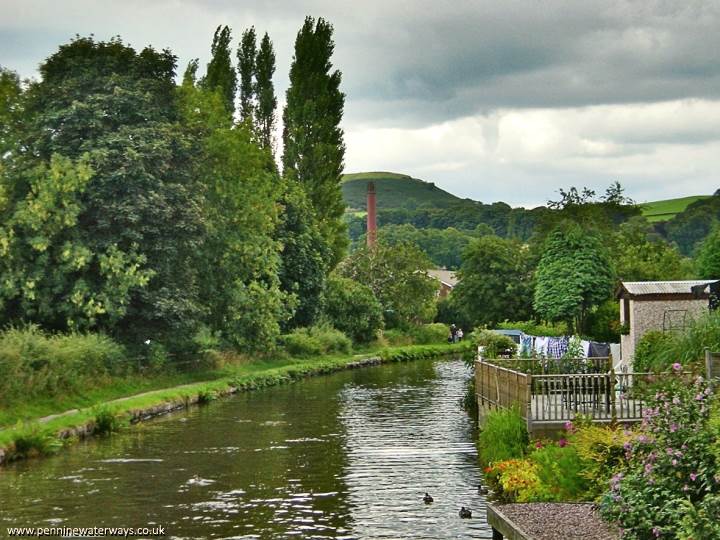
[0,341,472,461]
[640,195,710,223]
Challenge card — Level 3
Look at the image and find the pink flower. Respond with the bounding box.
[558,438,568,448]
[672,362,682,371]
[691,472,698,481]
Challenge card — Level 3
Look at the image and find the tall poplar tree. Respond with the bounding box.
[254,32,277,152]
[282,16,347,266]
[204,25,236,114]
[237,27,257,122]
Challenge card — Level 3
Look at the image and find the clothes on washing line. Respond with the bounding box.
[534,336,549,356]
[547,337,569,359]
[588,341,610,358]
[520,335,533,356]
[581,340,591,358]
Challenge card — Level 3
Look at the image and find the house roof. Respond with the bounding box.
[618,280,719,298]
[427,269,459,288]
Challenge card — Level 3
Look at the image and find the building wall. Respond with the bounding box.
[621,297,708,366]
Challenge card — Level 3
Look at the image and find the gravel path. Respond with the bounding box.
[494,503,620,540]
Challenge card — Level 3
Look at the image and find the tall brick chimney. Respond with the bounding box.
[367,181,377,248]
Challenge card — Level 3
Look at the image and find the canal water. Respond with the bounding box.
[0,358,491,539]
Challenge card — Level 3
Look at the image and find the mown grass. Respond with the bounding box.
[641,195,711,222]
[0,342,471,461]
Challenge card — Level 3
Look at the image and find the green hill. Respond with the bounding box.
[341,171,462,211]
[640,195,711,223]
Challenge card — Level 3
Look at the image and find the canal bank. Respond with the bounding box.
[0,342,471,466]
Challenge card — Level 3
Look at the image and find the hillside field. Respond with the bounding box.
[640,195,711,223]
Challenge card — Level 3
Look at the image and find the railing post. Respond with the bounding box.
[610,360,617,424]
[526,374,533,434]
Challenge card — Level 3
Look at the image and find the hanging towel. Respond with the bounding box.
[581,340,591,358]
[520,334,533,356]
[534,336,549,356]
[589,342,610,358]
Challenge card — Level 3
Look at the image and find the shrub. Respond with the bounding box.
[0,326,126,405]
[485,458,540,503]
[409,323,451,345]
[323,275,384,343]
[280,325,352,357]
[93,406,123,435]
[471,329,517,360]
[478,406,529,467]
[10,424,61,459]
[528,443,589,502]
[633,330,675,372]
[382,329,414,346]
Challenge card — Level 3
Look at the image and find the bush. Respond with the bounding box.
[409,323,451,345]
[10,424,62,459]
[633,330,675,372]
[471,329,517,359]
[280,325,352,357]
[478,406,529,467]
[0,326,127,404]
[93,406,123,435]
[382,329,414,346]
[323,275,384,343]
[528,443,589,502]
[485,458,540,503]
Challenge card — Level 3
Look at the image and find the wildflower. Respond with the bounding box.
[672,459,677,466]
[557,438,567,448]
[690,472,698,481]
[535,441,543,449]
[653,526,661,537]
[564,421,574,432]
[669,423,678,433]
[672,362,682,371]
[672,396,680,405]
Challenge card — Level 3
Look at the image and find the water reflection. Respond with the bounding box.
[0,359,490,539]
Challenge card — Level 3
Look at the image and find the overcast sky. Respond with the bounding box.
[2,0,720,207]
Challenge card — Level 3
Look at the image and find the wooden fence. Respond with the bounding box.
[476,357,658,434]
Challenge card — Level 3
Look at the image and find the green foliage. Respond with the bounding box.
[610,216,692,281]
[322,274,383,343]
[280,325,352,357]
[10,424,61,459]
[372,224,474,270]
[182,87,287,351]
[0,325,126,404]
[584,299,622,343]
[9,36,206,349]
[695,225,720,279]
[408,323,450,344]
[471,329,517,360]
[527,443,589,502]
[92,405,122,435]
[283,16,347,267]
[277,181,330,329]
[341,173,461,211]
[254,32,277,152]
[203,25,237,114]
[197,389,217,404]
[633,330,675,372]
[339,242,439,327]
[641,195,711,223]
[533,223,615,333]
[568,424,631,499]
[664,195,720,255]
[497,320,568,338]
[633,312,720,372]
[478,406,529,467]
[452,235,534,327]
[0,67,23,161]
[236,26,256,121]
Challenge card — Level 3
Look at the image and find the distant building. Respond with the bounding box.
[617,280,719,364]
[427,269,459,298]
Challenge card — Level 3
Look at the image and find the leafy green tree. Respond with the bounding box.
[182,58,200,86]
[323,274,383,343]
[372,224,474,270]
[12,36,205,348]
[276,182,330,329]
[254,32,277,152]
[451,235,534,328]
[0,67,23,164]
[237,26,256,122]
[339,242,439,327]
[180,82,288,351]
[283,16,347,266]
[610,217,692,281]
[204,25,237,114]
[665,196,720,256]
[533,223,615,333]
[695,225,720,279]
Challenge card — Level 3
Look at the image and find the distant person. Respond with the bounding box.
[457,328,464,342]
[450,324,457,343]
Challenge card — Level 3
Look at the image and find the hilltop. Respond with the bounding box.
[341,171,462,212]
[342,171,709,224]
